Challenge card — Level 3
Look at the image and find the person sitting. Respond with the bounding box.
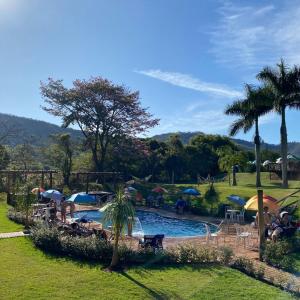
[135,192,144,205]
[146,195,154,207]
[155,194,164,207]
[175,196,186,214]
[271,211,297,241]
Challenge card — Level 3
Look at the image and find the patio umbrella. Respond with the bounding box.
[244,194,279,213]
[248,194,277,203]
[227,195,246,206]
[41,189,62,201]
[152,186,168,193]
[67,192,96,203]
[182,188,200,196]
[31,187,45,194]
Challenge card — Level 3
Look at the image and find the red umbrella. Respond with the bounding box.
[152,186,168,193]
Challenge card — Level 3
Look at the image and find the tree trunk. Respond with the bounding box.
[254,117,262,187]
[110,227,120,269]
[232,168,237,186]
[171,170,175,184]
[257,189,265,261]
[280,107,288,188]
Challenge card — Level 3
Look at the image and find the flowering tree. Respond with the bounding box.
[41,77,159,172]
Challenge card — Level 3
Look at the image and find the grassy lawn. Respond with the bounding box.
[140,172,300,218]
[0,237,296,300]
[0,196,23,233]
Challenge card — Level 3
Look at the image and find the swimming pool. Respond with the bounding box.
[72,210,217,238]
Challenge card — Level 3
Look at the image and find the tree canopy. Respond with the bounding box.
[41,77,159,171]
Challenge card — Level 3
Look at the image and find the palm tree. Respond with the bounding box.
[257,59,300,188]
[104,189,135,270]
[225,85,273,187]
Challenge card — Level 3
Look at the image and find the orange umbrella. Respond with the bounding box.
[244,194,279,213]
[31,187,45,194]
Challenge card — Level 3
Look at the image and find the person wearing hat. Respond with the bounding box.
[271,211,296,241]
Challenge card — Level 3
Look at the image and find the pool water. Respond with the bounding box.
[72,210,217,238]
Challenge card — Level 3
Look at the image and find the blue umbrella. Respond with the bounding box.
[227,194,246,206]
[41,189,62,201]
[182,188,201,196]
[67,192,96,204]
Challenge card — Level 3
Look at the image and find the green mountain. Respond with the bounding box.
[1,114,300,156]
[152,131,300,156]
[0,113,82,146]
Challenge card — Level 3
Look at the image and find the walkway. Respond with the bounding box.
[0,231,28,239]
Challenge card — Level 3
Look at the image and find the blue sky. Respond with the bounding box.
[1,0,300,144]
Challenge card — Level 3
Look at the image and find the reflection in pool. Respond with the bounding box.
[72,210,217,238]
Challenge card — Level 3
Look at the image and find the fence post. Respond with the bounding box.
[257,189,265,260]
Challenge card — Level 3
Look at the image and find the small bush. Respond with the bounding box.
[232,257,254,275]
[263,240,295,272]
[218,246,234,265]
[31,224,113,261]
[31,225,62,254]
[30,225,233,267]
[7,208,34,226]
[254,265,265,280]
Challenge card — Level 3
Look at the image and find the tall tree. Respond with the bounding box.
[164,135,185,183]
[225,85,273,187]
[218,147,248,186]
[45,134,73,186]
[257,59,300,188]
[104,189,135,270]
[41,77,159,172]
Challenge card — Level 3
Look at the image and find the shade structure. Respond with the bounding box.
[248,194,277,203]
[182,188,200,196]
[41,189,62,201]
[244,194,279,212]
[152,186,168,193]
[227,195,246,206]
[31,187,45,194]
[67,192,96,203]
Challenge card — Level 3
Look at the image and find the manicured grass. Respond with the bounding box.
[0,196,23,233]
[142,172,300,217]
[0,238,296,300]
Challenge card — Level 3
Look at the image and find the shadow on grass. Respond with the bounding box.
[120,271,170,300]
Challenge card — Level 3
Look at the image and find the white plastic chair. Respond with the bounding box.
[236,209,245,224]
[234,224,251,248]
[205,221,225,245]
[205,223,218,245]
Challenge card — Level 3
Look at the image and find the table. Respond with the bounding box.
[227,209,240,222]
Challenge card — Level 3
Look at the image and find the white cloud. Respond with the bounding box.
[136,69,242,98]
[148,110,234,136]
[210,1,300,67]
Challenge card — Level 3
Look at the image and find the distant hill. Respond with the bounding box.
[0,113,82,146]
[152,131,300,156]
